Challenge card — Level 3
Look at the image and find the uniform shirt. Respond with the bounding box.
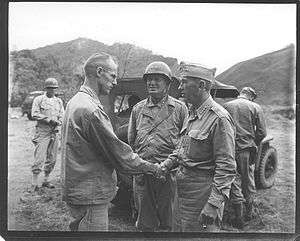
[31,93,64,134]
[223,96,267,151]
[163,96,236,208]
[61,85,159,205]
[128,95,188,164]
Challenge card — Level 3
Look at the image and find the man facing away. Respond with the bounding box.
[224,87,267,222]
[128,61,188,231]
[31,77,64,191]
[160,62,237,232]
[60,52,163,231]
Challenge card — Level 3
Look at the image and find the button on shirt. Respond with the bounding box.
[128,95,188,164]
[164,96,236,208]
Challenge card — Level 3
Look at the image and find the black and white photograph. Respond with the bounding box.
[5,1,296,238]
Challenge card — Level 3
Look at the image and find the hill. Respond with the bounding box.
[9,38,295,107]
[216,44,295,106]
[9,38,178,106]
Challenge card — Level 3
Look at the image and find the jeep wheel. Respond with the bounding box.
[256,146,278,189]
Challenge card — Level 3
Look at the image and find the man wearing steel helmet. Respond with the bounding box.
[159,62,236,231]
[31,78,64,190]
[128,61,188,231]
[224,87,267,222]
[61,53,164,231]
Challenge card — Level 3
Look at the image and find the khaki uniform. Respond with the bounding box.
[163,96,236,231]
[31,94,64,174]
[128,95,188,231]
[61,86,160,231]
[224,96,267,204]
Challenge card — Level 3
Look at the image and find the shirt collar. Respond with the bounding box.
[146,95,175,108]
[79,85,102,107]
[194,96,214,119]
[238,96,250,101]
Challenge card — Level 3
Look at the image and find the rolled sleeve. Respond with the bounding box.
[88,109,157,175]
[208,117,236,208]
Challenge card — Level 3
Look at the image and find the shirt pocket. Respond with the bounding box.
[186,130,210,160]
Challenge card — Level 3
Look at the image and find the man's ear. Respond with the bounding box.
[96,67,103,77]
[198,80,205,90]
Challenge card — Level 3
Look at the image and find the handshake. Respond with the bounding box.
[152,162,169,181]
[48,118,61,127]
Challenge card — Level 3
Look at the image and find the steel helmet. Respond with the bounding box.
[241,87,257,100]
[143,61,172,82]
[44,78,59,88]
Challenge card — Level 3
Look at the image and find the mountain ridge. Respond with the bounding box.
[9,38,295,106]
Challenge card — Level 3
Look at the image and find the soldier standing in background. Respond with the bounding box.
[31,78,64,191]
[224,87,267,222]
[128,62,188,231]
[160,62,236,231]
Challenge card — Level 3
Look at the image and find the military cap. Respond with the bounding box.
[177,61,216,83]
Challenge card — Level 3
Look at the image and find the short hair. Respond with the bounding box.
[83,52,117,78]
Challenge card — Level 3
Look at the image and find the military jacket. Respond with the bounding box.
[164,96,236,208]
[128,95,188,164]
[224,96,267,151]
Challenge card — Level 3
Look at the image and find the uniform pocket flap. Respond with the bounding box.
[188,130,209,140]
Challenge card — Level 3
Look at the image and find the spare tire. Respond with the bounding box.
[256,146,278,189]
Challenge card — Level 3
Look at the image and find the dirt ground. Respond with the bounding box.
[7,106,295,233]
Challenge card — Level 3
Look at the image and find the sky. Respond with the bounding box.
[9,2,296,74]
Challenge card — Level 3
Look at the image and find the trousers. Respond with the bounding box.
[172,166,223,232]
[134,173,175,231]
[68,203,109,231]
[233,150,256,204]
[32,132,58,175]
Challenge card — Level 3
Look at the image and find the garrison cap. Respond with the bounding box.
[177,61,216,83]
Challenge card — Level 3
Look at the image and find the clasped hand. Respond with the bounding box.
[49,119,60,127]
[153,162,168,180]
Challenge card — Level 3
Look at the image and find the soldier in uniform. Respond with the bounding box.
[31,78,64,190]
[128,62,188,231]
[224,87,267,222]
[160,62,236,231]
[61,53,163,231]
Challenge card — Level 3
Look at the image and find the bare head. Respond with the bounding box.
[240,87,257,101]
[83,52,118,96]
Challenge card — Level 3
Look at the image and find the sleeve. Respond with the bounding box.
[255,105,267,144]
[88,109,158,175]
[128,107,137,148]
[161,105,188,170]
[178,104,189,133]
[207,117,237,208]
[31,96,51,123]
[57,98,65,125]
